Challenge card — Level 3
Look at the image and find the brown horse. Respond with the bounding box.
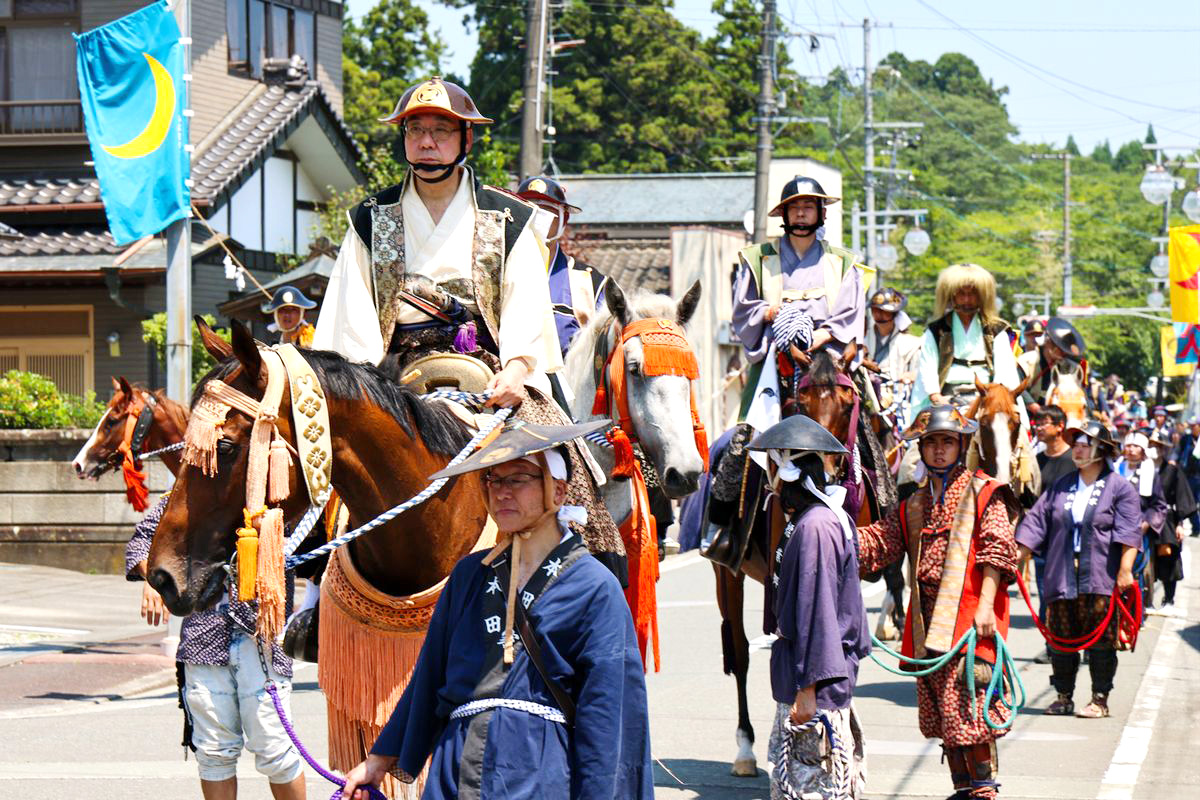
[711,350,894,776]
[147,320,490,792]
[965,374,1037,494]
[72,376,189,480]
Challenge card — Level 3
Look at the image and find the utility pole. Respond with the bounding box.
[862,18,875,269]
[1034,152,1073,306]
[751,0,776,242]
[519,0,548,179]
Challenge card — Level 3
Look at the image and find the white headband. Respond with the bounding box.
[518,449,568,481]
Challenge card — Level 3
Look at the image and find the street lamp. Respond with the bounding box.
[902,226,930,256]
[874,242,899,271]
[1150,252,1170,278]
[1148,289,1166,309]
[1184,187,1200,223]
[1140,164,1175,205]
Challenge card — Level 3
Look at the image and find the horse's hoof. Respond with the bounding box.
[731,758,758,777]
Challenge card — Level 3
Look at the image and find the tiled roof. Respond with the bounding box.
[0,81,361,212]
[192,81,362,206]
[0,220,228,265]
[0,227,120,258]
[557,173,754,227]
[0,221,20,240]
[569,237,671,294]
[0,176,102,208]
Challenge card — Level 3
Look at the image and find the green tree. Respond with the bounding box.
[342,0,446,150]
[141,314,231,388]
[1091,140,1113,165]
[1065,135,1080,156]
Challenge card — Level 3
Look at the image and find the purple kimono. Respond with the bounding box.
[1015,469,1143,604]
[733,237,865,364]
[770,504,871,711]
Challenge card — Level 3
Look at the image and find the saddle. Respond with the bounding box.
[399,352,494,395]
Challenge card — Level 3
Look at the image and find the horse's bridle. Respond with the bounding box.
[590,316,709,472]
[795,371,861,460]
[105,391,158,468]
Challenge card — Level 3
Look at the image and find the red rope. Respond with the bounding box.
[1014,571,1142,653]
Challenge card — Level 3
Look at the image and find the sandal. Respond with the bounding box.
[1044,694,1074,715]
[1076,694,1109,718]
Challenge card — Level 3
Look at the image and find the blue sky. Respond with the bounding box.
[344,0,1200,154]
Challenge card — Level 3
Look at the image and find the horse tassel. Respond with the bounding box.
[268,434,290,504]
[255,507,287,641]
[236,508,261,601]
[453,321,477,354]
[591,384,608,417]
[693,424,709,473]
[608,427,636,478]
[118,442,149,512]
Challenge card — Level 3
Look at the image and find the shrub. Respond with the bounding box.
[0,370,105,429]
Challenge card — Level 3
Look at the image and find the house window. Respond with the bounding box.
[227,0,316,79]
[0,305,93,396]
[0,0,79,134]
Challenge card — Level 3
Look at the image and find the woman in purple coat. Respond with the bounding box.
[1015,420,1142,719]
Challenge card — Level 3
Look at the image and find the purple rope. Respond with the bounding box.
[265,683,388,800]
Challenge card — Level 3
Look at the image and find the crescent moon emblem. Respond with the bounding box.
[100,52,175,160]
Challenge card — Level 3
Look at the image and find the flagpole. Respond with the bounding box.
[163,0,191,664]
[165,0,192,407]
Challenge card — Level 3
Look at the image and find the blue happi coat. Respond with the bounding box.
[371,529,653,799]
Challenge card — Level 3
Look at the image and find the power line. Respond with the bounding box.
[915,0,1200,126]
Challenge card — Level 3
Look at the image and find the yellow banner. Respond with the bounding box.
[1169,225,1200,323]
[1161,325,1195,377]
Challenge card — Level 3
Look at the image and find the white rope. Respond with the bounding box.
[140,441,186,459]
[449,697,566,725]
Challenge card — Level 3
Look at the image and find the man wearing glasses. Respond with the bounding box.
[313,77,562,411]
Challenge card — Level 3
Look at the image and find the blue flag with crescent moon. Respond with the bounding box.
[75,1,188,245]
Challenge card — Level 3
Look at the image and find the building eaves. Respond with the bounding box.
[569,237,671,295]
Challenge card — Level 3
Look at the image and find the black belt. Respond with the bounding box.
[951,357,988,367]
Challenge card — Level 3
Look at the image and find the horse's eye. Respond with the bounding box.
[628,362,643,378]
[216,438,239,456]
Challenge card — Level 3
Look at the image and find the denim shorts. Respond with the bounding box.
[182,630,303,783]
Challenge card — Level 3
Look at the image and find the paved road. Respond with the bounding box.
[1,542,1197,798]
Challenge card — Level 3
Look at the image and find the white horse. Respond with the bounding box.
[562,278,707,524]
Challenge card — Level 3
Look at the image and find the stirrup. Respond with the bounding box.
[1076,694,1109,718]
[1044,694,1074,715]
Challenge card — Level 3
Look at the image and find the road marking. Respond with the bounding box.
[1095,541,1191,800]
[659,551,703,574]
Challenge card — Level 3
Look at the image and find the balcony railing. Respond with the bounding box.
[0,100,84,137]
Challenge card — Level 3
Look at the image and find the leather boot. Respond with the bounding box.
[1077,692,1110,718]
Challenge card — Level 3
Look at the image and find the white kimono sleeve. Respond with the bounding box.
[992,332,1019,390]
[500,224,562,395]
[909,329,941,420]
[312,225,385,365]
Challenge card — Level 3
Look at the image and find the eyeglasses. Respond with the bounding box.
[404,124,458,143]
[482,472,542,491]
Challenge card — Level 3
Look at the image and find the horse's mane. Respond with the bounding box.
[196,350,471,457]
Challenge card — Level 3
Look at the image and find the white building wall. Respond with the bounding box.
[229,171,264,252]
[263,157,296,255]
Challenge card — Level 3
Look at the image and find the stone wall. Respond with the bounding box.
[0,430,171,574]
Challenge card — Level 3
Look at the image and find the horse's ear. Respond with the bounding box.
[974,375,988,396]
[676,279,702,327]
[117,376,134,402]
[229,320,263,385]
[196,315,233,361]
[606,279,631,327]
[111,376,121,393]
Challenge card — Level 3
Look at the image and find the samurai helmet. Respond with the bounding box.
[748,414,848,456]
[768,176,840,217]
[380,77,493,126]
[1022,318,1046,337]
[901,405,979,442]
[262,284,317,313]
[869,287,907,314]
[517,176,581,214]
[1063,419,1119,456]
[1044,317,1085,360]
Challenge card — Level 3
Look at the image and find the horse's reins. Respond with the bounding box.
[112,390,160,511]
